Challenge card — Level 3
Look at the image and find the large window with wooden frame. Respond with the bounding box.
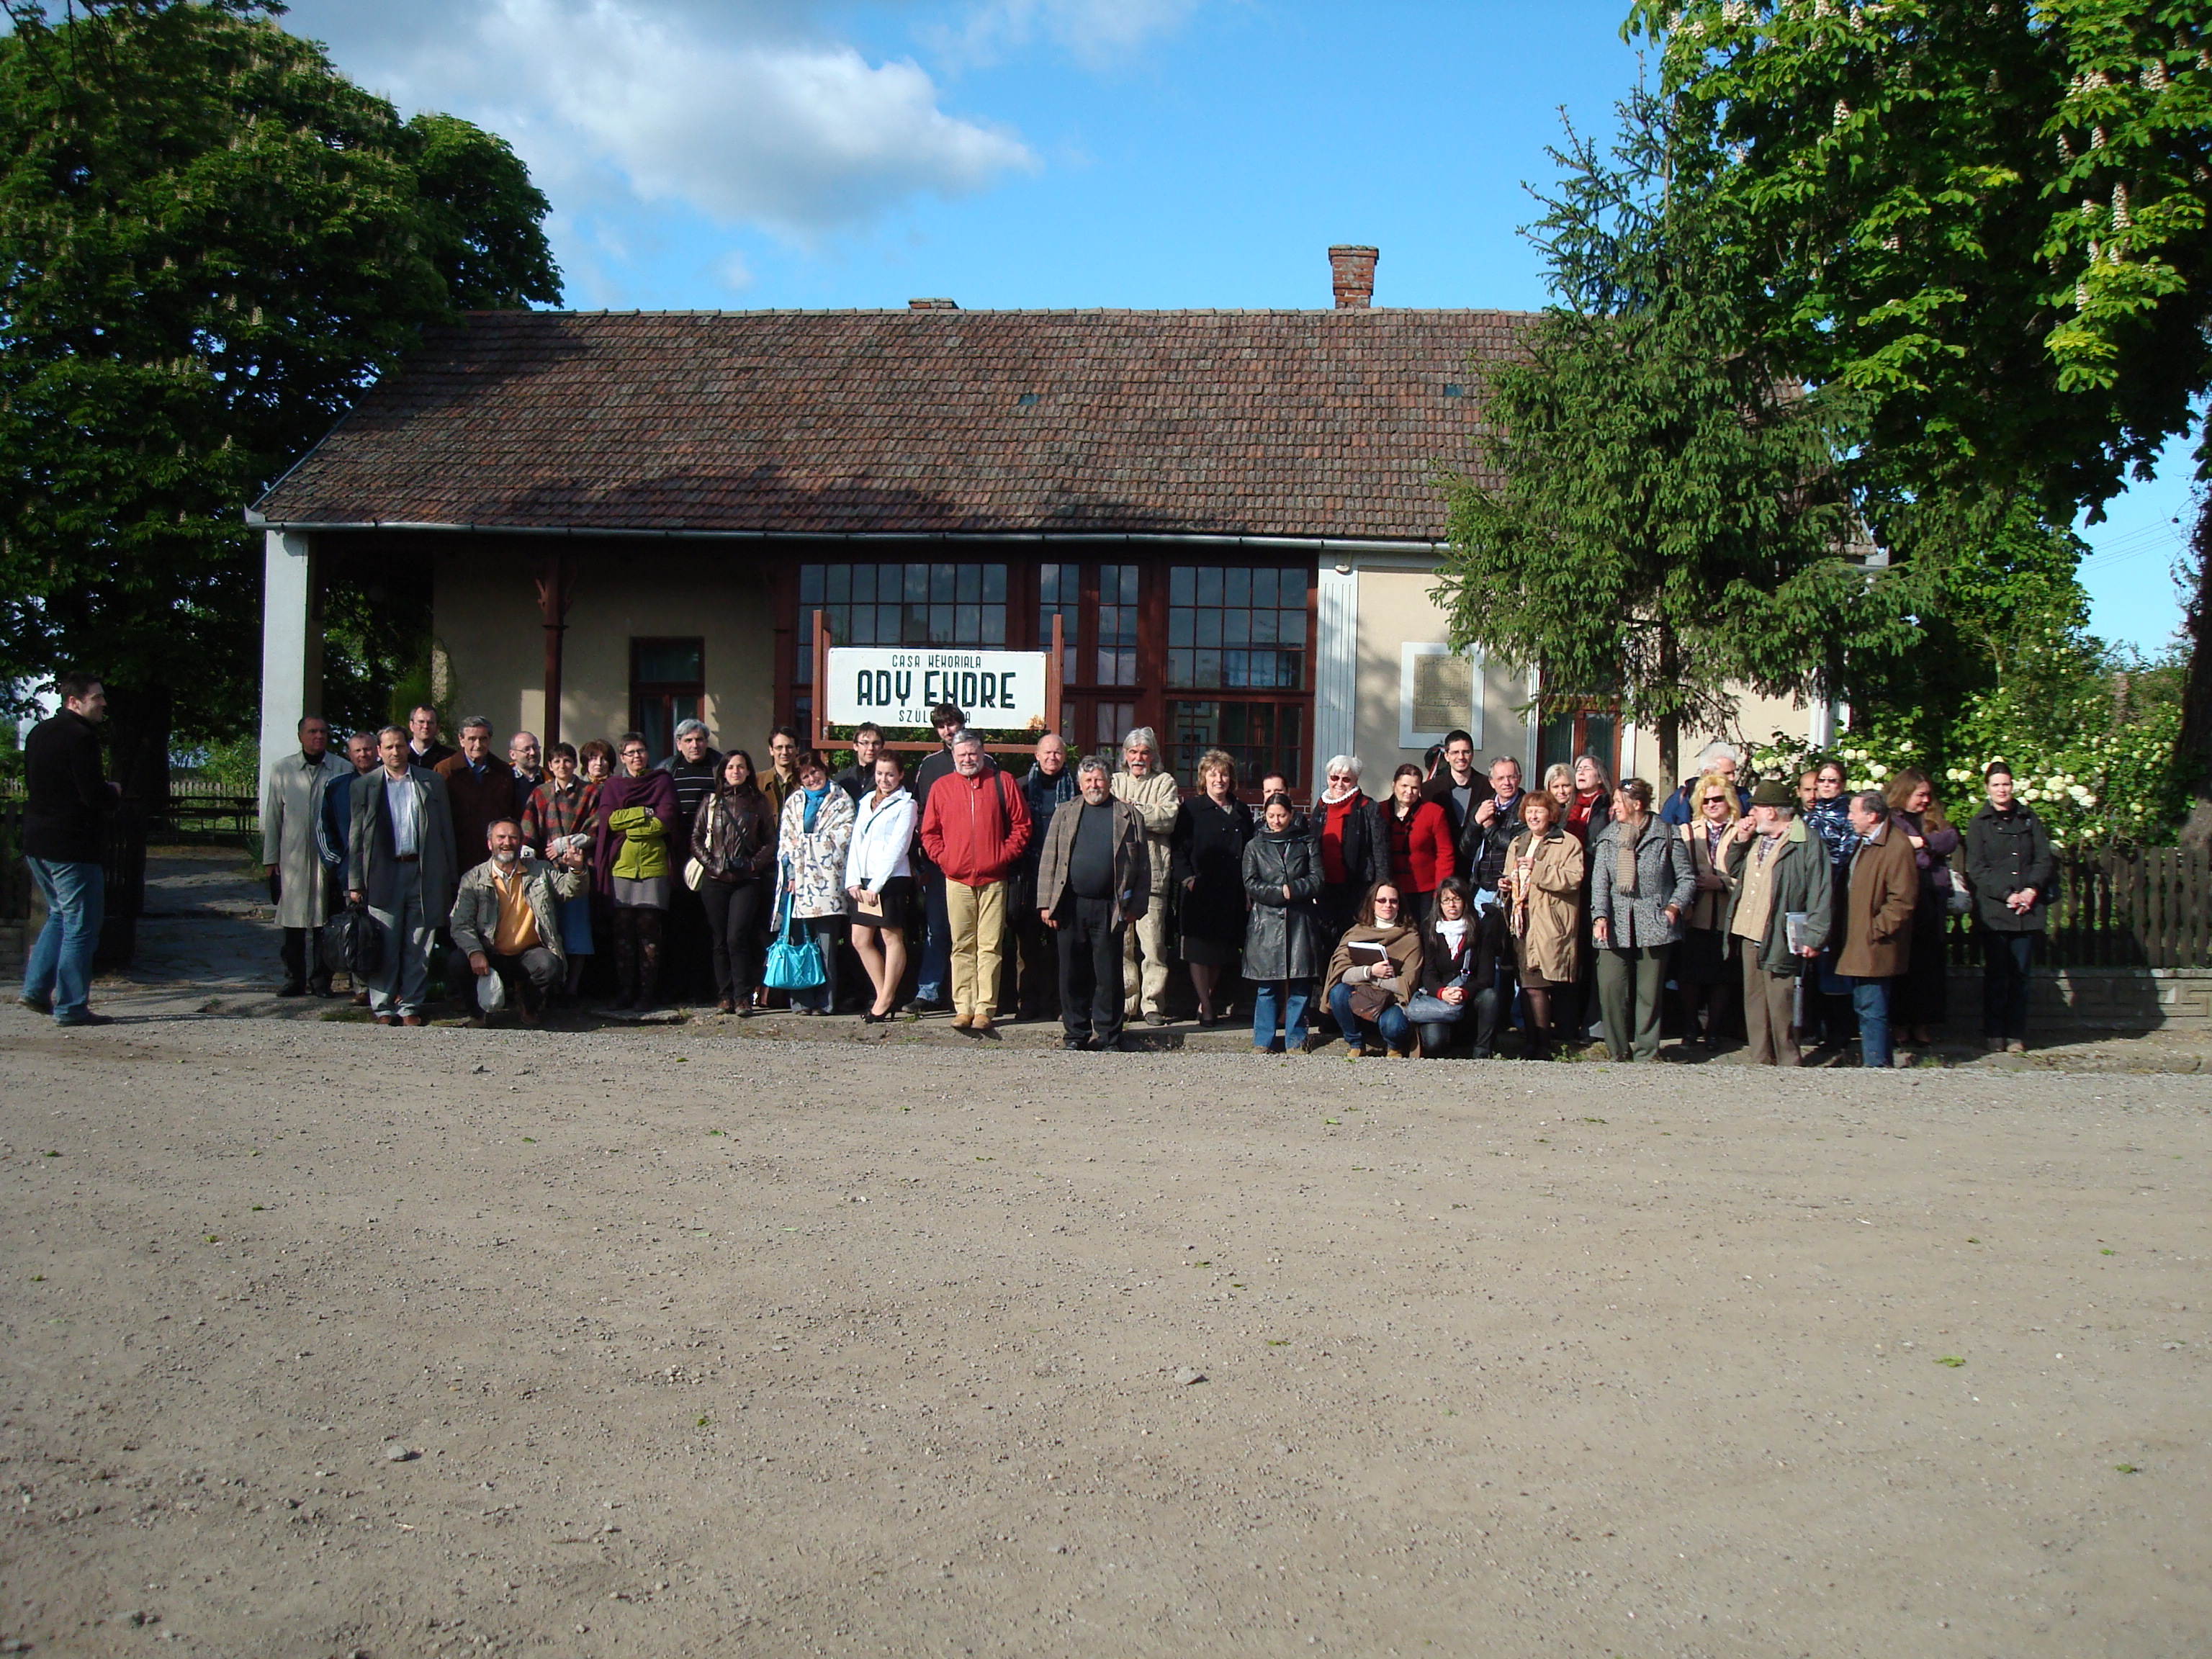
[1040,561,1139,755]
[630,638,705,765]
[783,555,1316,791]
[793,561,1010,736]
[1163,564,1312,791]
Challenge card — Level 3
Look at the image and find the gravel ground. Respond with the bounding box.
[2,1009,2207,1658]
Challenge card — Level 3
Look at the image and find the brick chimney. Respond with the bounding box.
[1328,245,1377,309]
[908,297,959,310]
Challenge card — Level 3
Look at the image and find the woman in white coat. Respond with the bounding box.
[845,752,918,1022]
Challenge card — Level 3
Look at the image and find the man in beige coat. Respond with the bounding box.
[261,715,349,998]
[1110,727,1180,1025]
[1836,789,1919,1069]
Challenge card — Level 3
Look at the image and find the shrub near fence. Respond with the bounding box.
[1944,844,2212,970]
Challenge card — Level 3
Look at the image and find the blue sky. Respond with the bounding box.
[282,0,2200,652]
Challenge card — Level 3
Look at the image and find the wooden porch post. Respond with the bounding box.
[534,552,576,749]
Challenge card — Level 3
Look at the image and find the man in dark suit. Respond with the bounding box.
[349,725,459,1026]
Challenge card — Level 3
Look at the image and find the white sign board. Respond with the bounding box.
[824,647,1048,730]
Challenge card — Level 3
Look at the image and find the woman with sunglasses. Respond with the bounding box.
[1675,768,1742,1050]
[1320,881,1424,1057]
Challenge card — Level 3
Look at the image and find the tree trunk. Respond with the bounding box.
[103,678,173,811]
[2177,486,2212,851]
[1655,625,1681,790]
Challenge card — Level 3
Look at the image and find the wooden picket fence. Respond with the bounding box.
[1944,844,2212,971]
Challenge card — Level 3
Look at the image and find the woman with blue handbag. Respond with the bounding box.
[771,750,855,1014]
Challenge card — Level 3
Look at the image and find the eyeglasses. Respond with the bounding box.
[1373,897,1401,909]
[1701,795,1727,805]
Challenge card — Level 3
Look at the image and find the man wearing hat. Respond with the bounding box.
[1718,779,1831,1066]
[657,718,724,1004]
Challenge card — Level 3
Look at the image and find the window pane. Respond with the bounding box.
[1195,648,1220,687]
[878,604,902,644]
[983,605,1006,646]
[1169,609,1193,647]
[1225,567,1251,608]
[1168,648,1192,685]
[1252,608,1278,645]
[1114,565,1139,604]
[1169,566,1195,607]
[1224,610,1249,647]
[826,565,850,603]
[1281,608,1307,647]
[929,604,952,644]
[799,565,823,605]
[983,565,1007,603]
[849,607,876,645]
[852,565,877,603]
[904,564,930,603]
[634,640,702,683]
[1196,567,1223,607]
[1252,567,1277,608]
[956,603,980,642]
[956,565,981,604]
[1196,610,1222,648]
[931,563,956,602]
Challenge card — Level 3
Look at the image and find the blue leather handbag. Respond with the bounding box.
[763,892,824,992]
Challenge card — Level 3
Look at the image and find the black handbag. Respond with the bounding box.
[321,900,384,979]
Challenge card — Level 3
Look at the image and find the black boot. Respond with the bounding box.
[634,910,664,1011]
[610,911,639,1010]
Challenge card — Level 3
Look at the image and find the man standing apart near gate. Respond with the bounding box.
[1112,727,1179,1026]
[918,730,1030,1035]
[349,724,459,1026]
[261,714,349,998]
[19,670,118,1027]
[1035,755,1150,1051]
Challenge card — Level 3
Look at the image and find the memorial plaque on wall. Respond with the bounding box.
[823,647,1048,730]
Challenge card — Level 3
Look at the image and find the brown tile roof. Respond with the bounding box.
[253,307,1530,541]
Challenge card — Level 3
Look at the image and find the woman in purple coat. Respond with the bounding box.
[591,732,680,1010]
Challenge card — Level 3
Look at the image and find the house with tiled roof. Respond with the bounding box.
[249,246,1827,792]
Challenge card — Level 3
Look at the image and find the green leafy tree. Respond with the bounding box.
[1631,0,2212,827]
[1436,93,1917,783]
[0,0,559,799]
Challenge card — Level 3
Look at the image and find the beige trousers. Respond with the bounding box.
[946,879,1008,1023]
[1122,900,1171,1019]
[1741,948,1800,1067]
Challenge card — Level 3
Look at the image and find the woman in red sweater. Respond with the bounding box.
[1377,763,1455,927]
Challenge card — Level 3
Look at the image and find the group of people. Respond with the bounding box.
[14,675,2060,1064]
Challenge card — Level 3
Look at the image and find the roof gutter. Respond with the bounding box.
[243,510,1445,555]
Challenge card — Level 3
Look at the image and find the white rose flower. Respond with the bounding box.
[2080,793,2098,809]
[1868,763,1889,780]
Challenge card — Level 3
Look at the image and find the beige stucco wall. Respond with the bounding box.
[433,546,778,749]
[1351,564,1532,775]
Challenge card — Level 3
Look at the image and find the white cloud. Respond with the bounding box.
[282,0,1038,236]
[716,250,756,293]
[928,0,1204,68]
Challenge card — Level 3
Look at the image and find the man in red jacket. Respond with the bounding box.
[918,730,1031,1035]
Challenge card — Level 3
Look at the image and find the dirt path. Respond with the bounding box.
[2,1011,2206,1656]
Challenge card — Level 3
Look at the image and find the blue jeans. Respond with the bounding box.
[917,875,950,1001]
[24,858,104,1021]
[1328,981,1413,1053]
[1850,976,1892,1069]
[1251,979,1312,1051]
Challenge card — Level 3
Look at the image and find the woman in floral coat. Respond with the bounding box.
[773,748,855,1014]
